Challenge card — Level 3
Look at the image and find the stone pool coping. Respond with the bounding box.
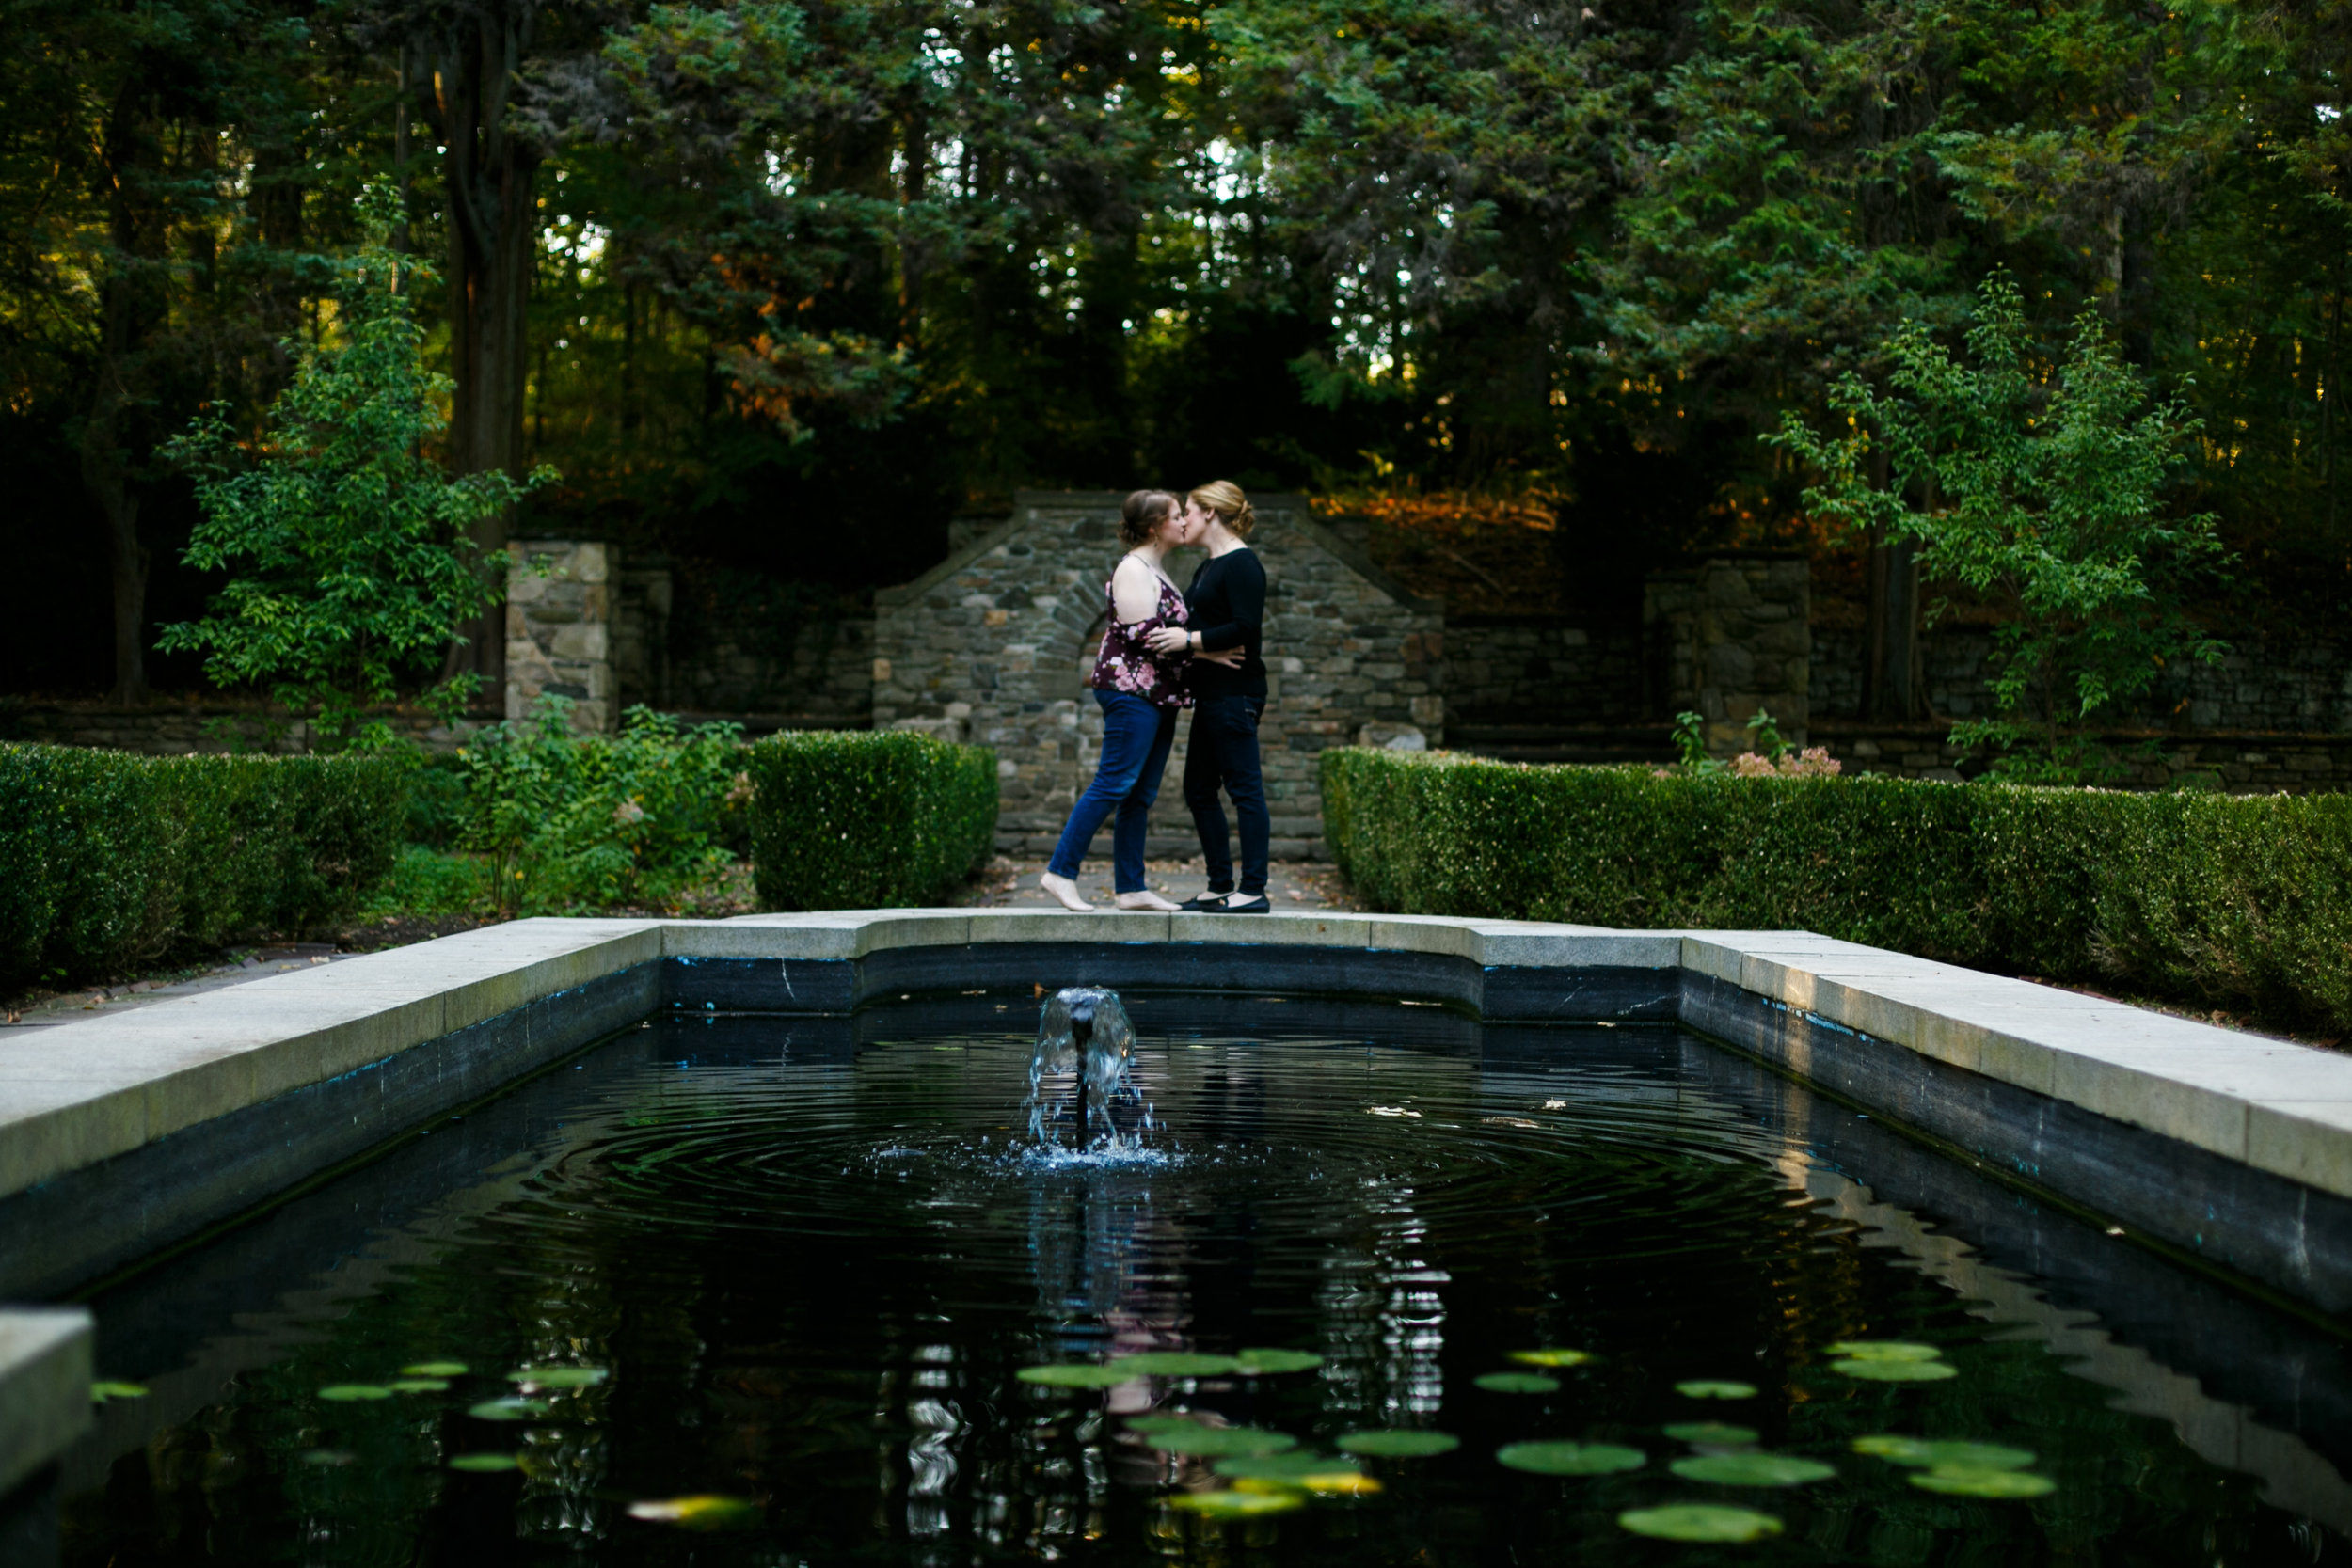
[5,907,2351,1498]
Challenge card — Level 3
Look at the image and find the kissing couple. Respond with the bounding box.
[1039,483,1272,915]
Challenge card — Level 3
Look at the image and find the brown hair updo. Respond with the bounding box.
[1119,489,1179,546]
[1188,480,1255,539]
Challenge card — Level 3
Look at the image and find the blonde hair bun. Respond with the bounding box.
[1188,480,1255,539]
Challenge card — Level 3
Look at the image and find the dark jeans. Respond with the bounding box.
[1184,695,1269,895]
[1046,690,1179,893]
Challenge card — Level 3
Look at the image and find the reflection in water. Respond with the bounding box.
[57,1007,2352,1567]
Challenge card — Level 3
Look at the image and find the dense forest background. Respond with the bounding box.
[5,0,2346,711]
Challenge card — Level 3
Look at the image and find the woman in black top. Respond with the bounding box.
[1146,480,1271,913]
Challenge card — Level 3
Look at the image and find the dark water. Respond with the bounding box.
[60,998,2352,1564]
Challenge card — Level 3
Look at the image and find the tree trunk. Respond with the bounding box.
[82,79,162,707]
[1863,532,1920,722]
[418,1,543,693]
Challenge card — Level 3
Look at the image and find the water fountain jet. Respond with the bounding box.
[1028,987,1142,1147]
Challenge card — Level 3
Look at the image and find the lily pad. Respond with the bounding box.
[626,1495,761,1530]
[1142,1425,1300,1457]
[297,1449,356,1467]
[1496,1441,1645,1476]
[1508,1349,1594,1368]
[1234,1348,1324,1374]
[1127,1413,1206,1433]
[390,1379,450,1394]
[1214,1451,1363,1481]
[90,1381,149,1403]
[318,1385,394,1402]
[1824,1341,1942,1362]
[1246,1471,1382,1496]
[509,1366,608,1388]
[1676,1380,1758,1400]
[1114,1353,1244,1378]
[1170,1489,1304,1518]
[1474,1371,1560,1394]
[1911,1467,2057,1498]
[1335,1430,1461,1458]
[402,1361,469,1377]
[1671,1452,1836,1487]
[1855,1436,2034,1471]
[1832,1358,1959,1383]
[468,1397,551,1421]
[1664,1422,1759,1447]
[1619,1504,1785,1543]
[1018,1363,1134,1389]
[448,1453,520,1473]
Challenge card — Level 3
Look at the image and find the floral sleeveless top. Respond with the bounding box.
[1089,567,1192,708]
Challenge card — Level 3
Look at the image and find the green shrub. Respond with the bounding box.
[453,700,755,913]
[0,745,404,995]
[744,731,998,910]
[1322,748,2352,1031]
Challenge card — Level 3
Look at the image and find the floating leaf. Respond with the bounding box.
[1114,1353,1244,1378]
[1619,1504,1784,1543]
[402,1361,469,1377]
[1214,1452,1362,1481]
[318,1385,394,1402]
[1912,1467,2056,1498]
[1295,1472,1381,1496]
[469,1397,551,1422]
[1856,1436,2034,1471]
[1665,1423,1759,1447]
[1824,1341,1942,1362]
[1474,1372,1559,1394]
[1509,1349,1594,1368]
[1170,1490,1304,1518]
[509,1366,608,1388]
[1832,1358,1958,1383]
[297,1449,356,1467]
[1142,1425,1299,1457]
[90,1381,149,1403]
[1676,1380,1757,1401]
[390,1379,449,1394]
[1127,1413,1206,1433]
[1671,1452,1836,1487]
[1336,1430,1460,1458]
[448,1453,520,1473]
[1234,1349,1324,1374]
[1019,1364,1134,1389]
[627,1495,761,1530]
[1497,1441,1645,1476]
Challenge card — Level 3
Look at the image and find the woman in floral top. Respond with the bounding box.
[1041,490,1239,911]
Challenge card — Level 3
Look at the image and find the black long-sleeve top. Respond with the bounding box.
[1184,546,1267,701]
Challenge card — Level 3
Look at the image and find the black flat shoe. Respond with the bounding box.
[1218,895,1272,914]
[1178,892,1236,911]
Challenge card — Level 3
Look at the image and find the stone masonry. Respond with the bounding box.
[1642,555,1811,752]
[506,540,614,733]
[873,491,1443,859]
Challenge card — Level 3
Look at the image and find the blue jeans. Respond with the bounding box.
[1184,696,1269,895]
[1046,690,1179,893]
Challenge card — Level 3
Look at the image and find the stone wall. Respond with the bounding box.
[505,539,613,733]
[1642,555,1811,752]
[1446,617,1645,725]
[0,703,485,754]
[873,491,1442,859]
[612,564,872,727]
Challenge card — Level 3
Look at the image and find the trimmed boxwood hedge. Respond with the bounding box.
[0,745,406,996]
[1323,747,2352,1032]
[745,731,998,911]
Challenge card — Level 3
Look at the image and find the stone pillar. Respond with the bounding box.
[505,540,614,733]
[1644,554,1809,754]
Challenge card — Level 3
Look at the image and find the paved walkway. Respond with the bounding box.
[949,857,1367,911]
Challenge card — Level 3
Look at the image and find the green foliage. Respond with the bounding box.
[453,701,755,914]
[1773,274,2231,777]
[0,745,403,995]
[157,183,553,745]
[743,731,997,911]
[1322,747,2352,1031]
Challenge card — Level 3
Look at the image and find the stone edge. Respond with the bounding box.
[0,1307,90,1500]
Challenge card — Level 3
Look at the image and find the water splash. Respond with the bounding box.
[1026,987,1152,1148]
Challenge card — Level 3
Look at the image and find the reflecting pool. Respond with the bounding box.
[60,996,2352,1564]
